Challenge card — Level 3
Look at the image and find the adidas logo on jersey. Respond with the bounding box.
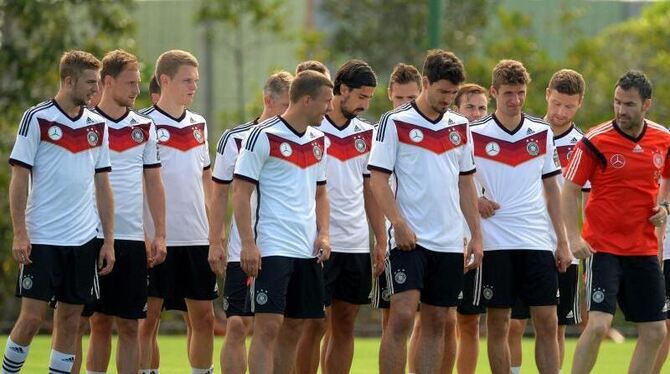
[130,118,138,125]
[633,144,643,153]
[526,128,535,135]
[448,118,454,125]
[190,117,197,123]
[570,137,578,143]
[354,124,362,132]
[86,117,95,124]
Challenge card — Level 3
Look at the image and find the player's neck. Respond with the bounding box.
[545,116,572,137]
[328,98,348,126]
[156,96,186,120]
[54,92,83,118]
[281,110,309,135]
[258,108,274,123]
[616,120,645,138]
[97,95,127,119]
[494,109,522,131]
[415,94,440,121]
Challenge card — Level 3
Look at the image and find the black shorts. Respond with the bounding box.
[586,253,665,323]
[83,240,148,319]
[147,246,218,302]
[388,246,463,307]
[510,264,580,325]
[457,268,486,315]
[478,250,558,309]
[664,260,670,320]
[16,237,101,305]
[371,254,391,309]
[224,262,253,317]
[247,256,325,319]
[324,252,372,306]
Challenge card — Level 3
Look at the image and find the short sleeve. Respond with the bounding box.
[9,109,42,169]
[234,128,269,183]
[203,123,211,170]
[95,124,112,173]
[367,117,398,174]
[143,121,161,168]
[459,124,476,175]
[361,127,374,177]
[542,130,562,179]
[212,130,240,184]
[564,140,598,186]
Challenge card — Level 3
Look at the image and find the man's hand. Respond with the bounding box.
[569,236,595,260]
[649,205,668,227]
[240,240,262,277]
[98,241,115,276]
[149,236,167,268]
[393,220,417,251]
[555,240,573,273]
[12,233,32,265]
[208,242,227,275]
[464,235,483,272]
[478,197,500,219]
[372,241,387,277]
[314,233,331,264]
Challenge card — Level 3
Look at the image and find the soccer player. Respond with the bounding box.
[233,70,333,374]
[138,50,216,374]
[507,69,588,374]
[370,49,483,374]
[2,50,114,374]
[471,60,572,374]
[300,59,384,374]
[208,71,293,374]
[295,60,331,80]
[371,63,422,322]
[564,71,670,374]
[79,50,166,374]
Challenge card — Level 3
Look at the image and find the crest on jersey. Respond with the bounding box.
[131,128,145,143]
[526,141,540,156]
[279,142,293,157]
[156,128,171,143]
[394,269,407,285]
[48,125,63,141]
[482,286,494,300]
[449,131,462,146]
[653,152,664,168]
[485,141,500,157]
[87,129,99,146]
[313,143,323,160]
[193,127,204,144]
[409,128,424,143]
[592,289,605,303]
[256,290,269,305]
[21,275,33,290]
[609,154,625,169]
[355,138,367,153]
[381,288,391,302]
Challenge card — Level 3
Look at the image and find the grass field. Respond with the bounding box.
[1,335,646,373]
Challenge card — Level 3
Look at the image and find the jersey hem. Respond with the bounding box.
[460,168,476,175]
[367,165,392,174]
[483,247,554,251]
[30,234,98,247]
[542,169,562,179]
[233,173,258,184]
[8,158,33,170]
[165,240,209,246]
[95,166,112,173]
[143,163,161,169]
[213,176,232,184]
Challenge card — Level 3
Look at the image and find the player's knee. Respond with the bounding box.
[458,315,479,336]
[255,320,282,341]
[586,319,611,339]
[639,323,666,345]
[116,319,139,339]
[16,313,44,336]
[388,309,415,334]
[226,317,248,340]
[190,309,215,331]
[90,315,113,335]
[304,318,327,336]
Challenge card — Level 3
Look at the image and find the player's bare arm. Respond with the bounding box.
[369,170,416,250]
[202,167,213,219]
[95,171,116,275]
[654,178,670,261]
[144,167,167,267]
[363,177,388,276]
[208,182,230,275]
[544,175,572,271]
[232,178,261,276]
[649,177,670,228]
[459,174,483,270]
[9,165,32,265]
[561,179,593,260]
[314,184,331,263]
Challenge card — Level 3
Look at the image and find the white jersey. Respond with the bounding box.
[554,124,590,264]
[471,114,560,251]
[320,115,374,253]
[212,119,257,262]
[94,108,160,241]
[141,106,210,246]
[368,102,476,253]
[9,99,111,246]
[234,116,327,259]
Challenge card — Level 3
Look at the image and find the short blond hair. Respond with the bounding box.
[155,50,198,86]
[100,49,138,80]
[289,70,334,103]
[264,71,293,100]
[59,50,101,81]
[492,59,531,89]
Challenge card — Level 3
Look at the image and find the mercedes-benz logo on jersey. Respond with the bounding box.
[449,131,462,145]
[313,143,323,160]
[157,128,170,143]
[87,129,99,146]
[131,128,145,143]
[653,152,664,168]
[482,286,494,300]
[256,289,269,305]
[48,125,63,141]
[21,275,33,290]
[592,288,605,303]
[609,153,625,169]
[526,141,540,156]
[193,127,204,144]
[409,128,424,143]
[279,142,293,157]
[354,138,367,153]
[394,269,407,285]
[485,141,500,156]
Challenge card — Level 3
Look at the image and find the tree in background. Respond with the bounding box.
[0,0,136,325]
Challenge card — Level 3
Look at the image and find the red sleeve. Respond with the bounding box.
[564,140,597,186]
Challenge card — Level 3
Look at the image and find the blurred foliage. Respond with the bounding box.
[0,0,136,324]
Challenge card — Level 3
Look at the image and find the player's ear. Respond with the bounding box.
[490,86,497,98]
[422,76,430,90]
[642,98,652,112]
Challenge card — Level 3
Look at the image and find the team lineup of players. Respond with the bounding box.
[2,47,670,374]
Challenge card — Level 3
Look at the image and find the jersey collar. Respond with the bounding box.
[52,98,85,122]
[411,101,444,124]
[612,120,647,143]
[278,115,306,137]
[493,113,525,136]
[552,123,575,140]
[325,114,351,131]
[153,104,186,122]
[94,106,130,123]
